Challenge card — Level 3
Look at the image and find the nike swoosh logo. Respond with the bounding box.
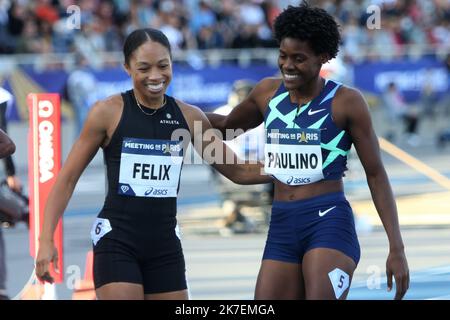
[319,206,337,217]
[308,108,326,116]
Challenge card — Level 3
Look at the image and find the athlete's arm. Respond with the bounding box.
[36,97,119,283]
[205,77,278,138]
[179,101,271,185]
[0,128,15,158]
[337,87,409,300]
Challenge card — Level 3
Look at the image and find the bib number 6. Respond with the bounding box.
[95,222,102,235]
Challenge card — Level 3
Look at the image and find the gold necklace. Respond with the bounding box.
[134,93,166,116]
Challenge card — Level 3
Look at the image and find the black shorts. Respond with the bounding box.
[91,217,187,294]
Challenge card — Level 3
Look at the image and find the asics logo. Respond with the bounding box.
[286,176,294,184]
[319,206,336,217]
[308,108,326,116]
[145,188,168,196]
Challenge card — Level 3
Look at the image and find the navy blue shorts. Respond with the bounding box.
[263,192,360,265]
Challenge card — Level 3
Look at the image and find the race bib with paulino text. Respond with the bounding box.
[118,137,183,197]
[264,128,324,185]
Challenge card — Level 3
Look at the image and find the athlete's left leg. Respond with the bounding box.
[302,248,357,300]
[96,282,145,300]
[145,289,189,300]
[142,260,188,300]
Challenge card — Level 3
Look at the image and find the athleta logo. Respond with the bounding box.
[308,108,326,116]
[160,119,180,125]
[319,206,336,217]
[121,185,129,193]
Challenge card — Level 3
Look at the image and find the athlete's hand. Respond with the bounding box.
[386,249,409,300]
[7,175,22,193]
[35,241,59,284]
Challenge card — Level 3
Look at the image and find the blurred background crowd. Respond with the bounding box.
[0,0,448,61]
[0,0,449,147]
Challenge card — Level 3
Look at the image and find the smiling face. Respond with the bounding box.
[124,40,172,105]
[278,37,327,91]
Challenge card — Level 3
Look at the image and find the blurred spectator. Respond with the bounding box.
[232,23,260,48]
[0,87,21,193]
[214,0,240,48]
[238,0,266,27]
[2,1,27,53]
[66,53,97,137]
[444,53,450,117]
[34,0,60,26]
[15,18,45,54]
[437,128,450,149]
[0,86,24,301]
[73,17,107,68]
[96,0,122,52]
[341,16,365,62]
[420,69,438,119]
[196,25,224,50]
[232,0,273,48]
[123,1,142,36]
[436,53,450,149]
[159,12,185,50]
[211,79,271,234]
[190,0,216,35]
[262,0,281,29]
[382,82,421,146]
[382,82,406,140]
[135,0,159,28]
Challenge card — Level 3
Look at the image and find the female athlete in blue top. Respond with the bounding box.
[207,3,409,300]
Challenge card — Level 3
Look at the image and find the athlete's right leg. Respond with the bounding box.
[96,282,144,300]
[93,237,146,300]
[256,199,304,299]
[254,259,305,299]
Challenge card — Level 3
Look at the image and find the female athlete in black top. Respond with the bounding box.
[35,28,270,300]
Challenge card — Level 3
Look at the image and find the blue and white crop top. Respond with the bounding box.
[263,79,352,185]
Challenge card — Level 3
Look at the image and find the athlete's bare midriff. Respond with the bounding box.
[274,179,344,201]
